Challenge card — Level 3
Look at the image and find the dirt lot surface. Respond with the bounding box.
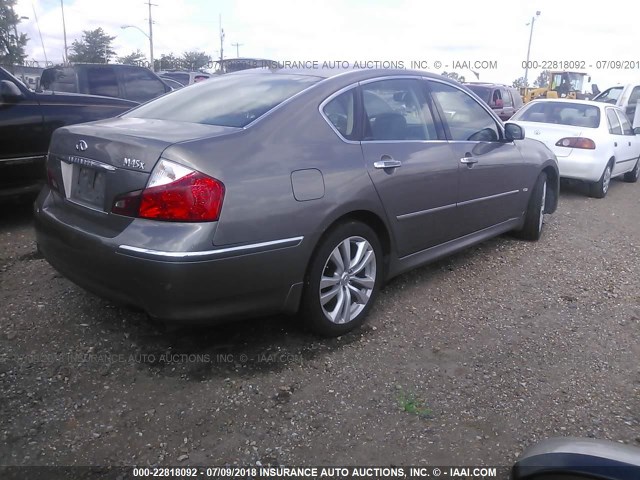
[1,179,639,470]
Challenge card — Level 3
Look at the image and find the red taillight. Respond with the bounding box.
[47,168,60,192]
[139,172,224,221]
[555,137,596,149]
[111,159,225,222]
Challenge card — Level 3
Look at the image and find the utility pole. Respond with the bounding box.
[231,42,243,57]
[61,0,69,64]
[524,11,541,90]
[219,14,224,71]
[146,0,157,70]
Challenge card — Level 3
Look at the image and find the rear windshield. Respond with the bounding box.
[465,85,491,103]
[161,72,190,86]
[513,102,601,128]
[124,73,320,127]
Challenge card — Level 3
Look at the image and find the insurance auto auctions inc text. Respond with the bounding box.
[232,59,498,70]
[195,466,499,478]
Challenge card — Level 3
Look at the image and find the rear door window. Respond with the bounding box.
[362,79,437,141]
[606,108,623,134]
[502,89,513,108]
[86,67,119,97]
[121,67,167,102]
[615,110,634,135]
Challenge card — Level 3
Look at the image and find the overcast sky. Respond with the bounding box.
[13,0,638,89]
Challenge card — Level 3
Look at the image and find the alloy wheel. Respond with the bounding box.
[538,181,546,233]
[319,236,377,325]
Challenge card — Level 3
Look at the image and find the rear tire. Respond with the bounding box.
[589,162,613,198]
[301,221,383,337]
[515,172,547,241]
[623,158,640,183]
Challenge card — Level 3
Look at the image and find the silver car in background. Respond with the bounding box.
[35,68,559,336]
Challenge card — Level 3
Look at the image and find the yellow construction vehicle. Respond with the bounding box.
[521,71,591,103]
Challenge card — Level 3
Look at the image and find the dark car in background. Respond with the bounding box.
[0,67,137,197]
[158,70,211,86]
[464,82,524,120]
[40,63,172,103]
[35,68,558,336]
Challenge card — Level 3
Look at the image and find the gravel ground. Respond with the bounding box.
[1,178,639,469]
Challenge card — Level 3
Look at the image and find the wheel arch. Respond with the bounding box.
[304,208,394,284]
[542,164,559,214]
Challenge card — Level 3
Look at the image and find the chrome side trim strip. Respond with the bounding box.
[0,155,45,164]
[397,202,456,220]
[457,189,520,207]
[117,236,304,261]
[62,155,117,172]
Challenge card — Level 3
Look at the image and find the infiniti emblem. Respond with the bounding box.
[75,140,88,152]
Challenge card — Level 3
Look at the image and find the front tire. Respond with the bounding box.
[516,172,547,241]
[589,162,613,198]
[623,158,640,183]
[301,221,383,337]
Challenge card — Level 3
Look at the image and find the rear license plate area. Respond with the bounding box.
[70,165,106,208]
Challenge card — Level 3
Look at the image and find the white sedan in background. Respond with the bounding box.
[511,99,640,198]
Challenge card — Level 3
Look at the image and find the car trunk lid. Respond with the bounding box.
[514,121,585,158]
[46,118,240,235]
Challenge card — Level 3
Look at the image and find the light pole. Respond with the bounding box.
[121,25,153,68]
[524,10,541,89]
[61,0,68,64]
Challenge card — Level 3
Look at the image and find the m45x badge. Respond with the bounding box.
[123,157,145,170]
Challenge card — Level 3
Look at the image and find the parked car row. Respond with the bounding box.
[0,67,136,197]
[463,80,640,198]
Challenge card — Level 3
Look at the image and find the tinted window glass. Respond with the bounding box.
[616,110,634,135]
[429,81,499,141]
[125,73,319,127]
[513,102,601,128]
[595,86,623,104]
[123,67,167,102]
[41,67,77,93]
[323,89,357,140]
[629,86,640,105]
[161,72,190,86]
[606,108,622,134]
[362,79,436,141]
[86,67,118,97]
[502,89,513,108]
[465,85,491,103]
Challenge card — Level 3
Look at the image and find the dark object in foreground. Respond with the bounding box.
[512,437,640,480]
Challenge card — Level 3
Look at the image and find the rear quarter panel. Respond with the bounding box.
[160,78,390,255]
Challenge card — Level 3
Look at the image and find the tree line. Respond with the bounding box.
[1,1,212,71]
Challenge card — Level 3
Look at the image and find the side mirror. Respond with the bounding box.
[633,127,640,135]
[592,84,600,96]
[504,123,525,141]
[0,80,24,101]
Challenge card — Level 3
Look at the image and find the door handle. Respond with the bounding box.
[460,157,478,165]
[374,159,402,169]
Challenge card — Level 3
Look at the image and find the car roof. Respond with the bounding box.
[526,98,612,109]
[226,67,461,82]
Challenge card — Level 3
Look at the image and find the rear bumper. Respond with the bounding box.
[34,188,308,323]
[557,151,606,183]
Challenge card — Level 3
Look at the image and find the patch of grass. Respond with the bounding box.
[397,390,433,419]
